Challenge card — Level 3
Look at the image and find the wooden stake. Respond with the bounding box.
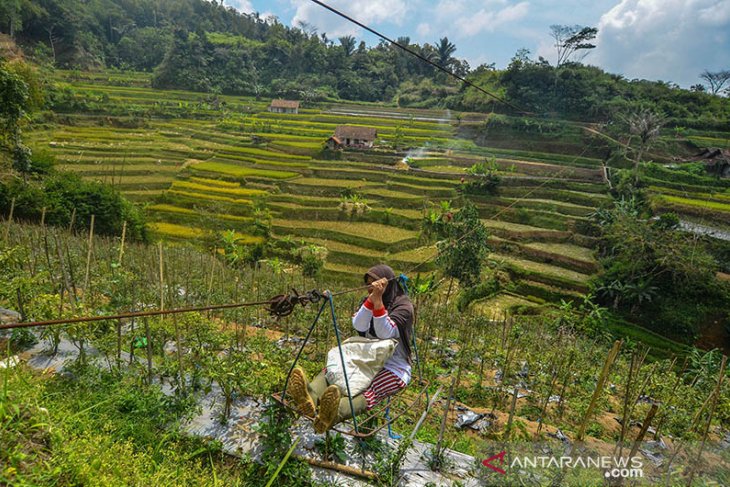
[173,314,185,396]
[505,385,520,440]
[144,317,153,384]
[410,385,444,441]
[84,214,95,291]
[4,197,15,241]
[577,340,622,441]
[435,364,459,468]
[292,454,378,481]
[116,320,122,368]
[40,207,46,227]
[616,350,638,457]
[628,403,658,460]
[118,221,127,265]
[68,207,76,233]
[686,355,727,486]
[158,242,165,310]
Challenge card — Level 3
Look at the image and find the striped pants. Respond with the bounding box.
[362,369,406,410]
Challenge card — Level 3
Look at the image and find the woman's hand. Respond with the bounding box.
[369,277,388,309]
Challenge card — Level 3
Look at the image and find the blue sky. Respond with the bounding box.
[226,0,730,87]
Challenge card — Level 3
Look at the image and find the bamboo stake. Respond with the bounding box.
[116,320,122,368]
[577,340,622,441]
[68,207,76,233]
[686,355,727,486]
[556,351,575,420]
[4,197,15,241]
[410,385,445,441]
[292,454,378,481]
[536,366,560,437]
[628,403,658,460]
[144,317,153,384]
[118,221,127,266]
[505,384,520,440]
[435,364,460,469]
[616,350,638,457]
[129,319,135,365]
[173,314,185,396]
[40,207,46,227]
[84,215,95,291]
[158,242,165,310]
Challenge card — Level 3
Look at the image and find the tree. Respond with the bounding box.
[0,62,31,179]
[699,69,730,95]
[593,202,728,338]
[549,24,598,66]
[434,201,490,288]
[435,37,456,69]
[338,35,356,57]
[622,107,665,179]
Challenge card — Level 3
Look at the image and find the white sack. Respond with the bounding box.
[326,337,397,397]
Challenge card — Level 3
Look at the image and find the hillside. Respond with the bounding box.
[13,68,726,352]
[1,221,729,485]
[2,4,730,485]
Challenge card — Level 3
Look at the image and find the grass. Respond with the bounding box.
[189,176,240,188]
[286,177,374,188]
[389,246,437,263]
[190,162,299,179]
[273,219,417,243]
[523,242,596,263]
[148,222,208,239]
[471,293,540,314]
[171,180,267,198]
[0,365,252,486]
[165,190,253,206]
[490,253,591,284]
[149,222,263,244]
[658,194,730,213]
[481,219,564,234]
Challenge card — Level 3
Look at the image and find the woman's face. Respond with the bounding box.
[366,275,378,293]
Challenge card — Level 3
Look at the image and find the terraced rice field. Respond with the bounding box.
[28,69,658,308]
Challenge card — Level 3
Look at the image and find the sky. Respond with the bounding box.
[225,0,730,88]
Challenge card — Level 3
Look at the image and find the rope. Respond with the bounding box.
[0,298,275,331]
[0,289,322,330]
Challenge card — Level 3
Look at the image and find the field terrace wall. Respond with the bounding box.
[29,69,618,312]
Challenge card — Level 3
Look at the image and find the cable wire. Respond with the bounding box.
[307,0,532,115]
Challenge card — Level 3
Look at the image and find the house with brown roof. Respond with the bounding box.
[268,99,300,114]
[326,125,378,150]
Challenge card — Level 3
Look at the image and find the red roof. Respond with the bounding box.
[269,99,300,109]
[334,125,377,141]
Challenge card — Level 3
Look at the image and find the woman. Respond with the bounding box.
[287,264,414,434]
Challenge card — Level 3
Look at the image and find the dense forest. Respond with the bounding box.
[3,0,729,126]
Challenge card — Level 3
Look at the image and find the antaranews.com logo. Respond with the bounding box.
[482,451,644,479]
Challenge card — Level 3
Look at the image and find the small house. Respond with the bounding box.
[328,126,378,149]
[268,99,300,114]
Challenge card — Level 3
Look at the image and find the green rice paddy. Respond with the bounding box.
[38,69,722,309]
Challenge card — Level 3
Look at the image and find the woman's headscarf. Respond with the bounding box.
[361,264,414,361]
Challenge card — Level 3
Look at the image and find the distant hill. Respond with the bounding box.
[3,0,729,126]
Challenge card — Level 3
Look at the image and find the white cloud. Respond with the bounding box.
[458,1,530,36]
[594,0,730,86]
[290,0,408,37]
[224,0,255,14]
[417,23,432,37]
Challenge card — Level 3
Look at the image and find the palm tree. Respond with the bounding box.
[435,37,457,69]
[338,35,356,57]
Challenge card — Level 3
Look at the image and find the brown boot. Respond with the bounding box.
[313,385,341,434]
[287,367,316,417]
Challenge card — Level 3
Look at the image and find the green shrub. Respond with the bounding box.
[0,171,147,241]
